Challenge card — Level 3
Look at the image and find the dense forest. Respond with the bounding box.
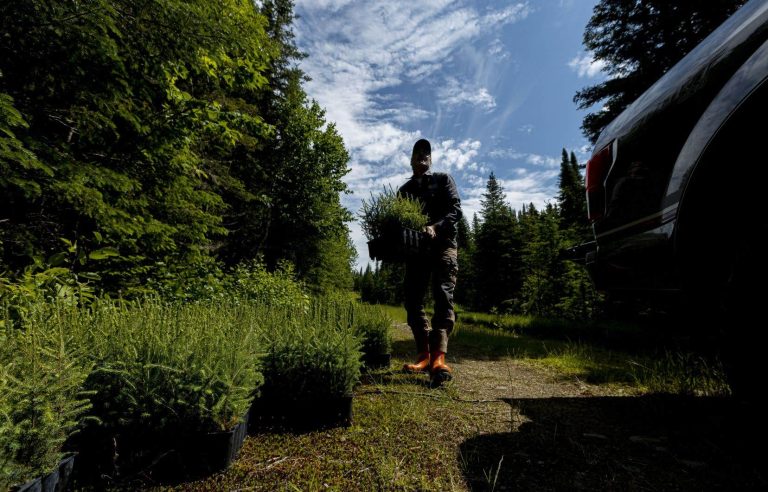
[0,0,355,298]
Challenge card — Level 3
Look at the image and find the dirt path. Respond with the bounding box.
[393,322,765,491]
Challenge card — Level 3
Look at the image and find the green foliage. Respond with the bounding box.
[555,261,603,320]
[228,260,309,307]
[71,299,264,434]
[0,0,270,287]
[0,0,355,296]
[360,186,428,241]
[0,303,92,490]
[215,0,355,293]
[474,174,521,311]
[630,351,731,396]
[355,262,405,306]
[352,303,394,356]
[454,216,477,308]
[557,149,588,238]
[304,233,357,295]
[142,259,229,302]
[0,262,96,310]
[0,93,50,198]
[143,258,308,306]
[520,205,567,317]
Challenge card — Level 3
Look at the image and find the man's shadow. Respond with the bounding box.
[459,395,766,490]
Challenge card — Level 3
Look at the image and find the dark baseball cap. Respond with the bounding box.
[412,138,431,156]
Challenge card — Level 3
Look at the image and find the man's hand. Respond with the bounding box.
[423,224,436,239]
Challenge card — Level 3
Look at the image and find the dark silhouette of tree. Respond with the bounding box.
[474,173,521,311]
[557,149,589,239]
[575,0,747,143]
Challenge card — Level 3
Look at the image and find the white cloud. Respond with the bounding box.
[499,170,559,210]
[437,77,497,111]
[296,1,531,164]
[488,39,510,60]
[484,4,533,26]
[488,148,559,167]
[453,167,558,225]
[568,52,606,78]
[367,103,432,125]
[295,2,532,267]
[518,124,534,134]
[525,154,559,167]
[294,0,355,11]
[433,139,482,171]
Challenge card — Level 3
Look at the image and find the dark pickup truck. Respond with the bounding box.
[579,0,768,324]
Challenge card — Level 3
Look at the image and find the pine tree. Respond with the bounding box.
[480,172,507,221]
[557,148,588,238]
[520,204,567,317]
[474,174,521,311]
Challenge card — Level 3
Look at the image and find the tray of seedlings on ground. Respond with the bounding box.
[63,299,263,486]
[1,301,91,492]
[252,297,362,430]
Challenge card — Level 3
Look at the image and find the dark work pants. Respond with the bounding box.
[404,247,458,354]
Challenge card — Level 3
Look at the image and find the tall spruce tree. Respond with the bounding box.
[557,148,588,239]
[520,204,568,317]
[575,0,747,143]
[474,173,521,311]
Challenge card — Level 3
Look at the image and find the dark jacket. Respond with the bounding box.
[398,171,462,248]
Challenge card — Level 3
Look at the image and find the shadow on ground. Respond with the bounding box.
[459,395,766,491]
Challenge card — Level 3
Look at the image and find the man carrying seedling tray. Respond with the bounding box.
[398,138,462,387]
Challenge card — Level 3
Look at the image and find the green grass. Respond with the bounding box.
[178,308,730,491]
[373,303,407,324]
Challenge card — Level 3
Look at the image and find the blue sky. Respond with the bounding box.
[293,0,606,268]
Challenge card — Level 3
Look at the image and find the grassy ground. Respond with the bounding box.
[164,309,757,491]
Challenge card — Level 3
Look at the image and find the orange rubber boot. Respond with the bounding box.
[430,351,452,385]
[403,352,431,373]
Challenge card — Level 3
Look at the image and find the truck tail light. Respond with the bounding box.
[586,143,613,222]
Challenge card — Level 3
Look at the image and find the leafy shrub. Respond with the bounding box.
[227,260,309,308]
[0,260,98,310]
[142,260,228,302]
[143,258,309,307]
[360,186,428,241]
[260,299,362,402]
[0,303,92,491]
